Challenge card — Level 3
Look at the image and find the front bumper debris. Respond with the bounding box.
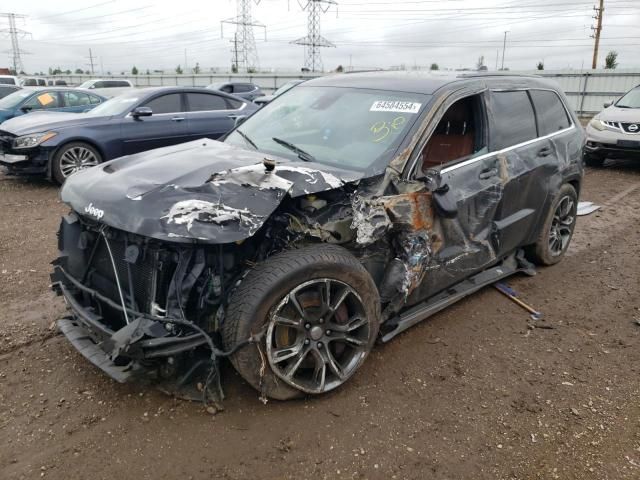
[52,271,208,382]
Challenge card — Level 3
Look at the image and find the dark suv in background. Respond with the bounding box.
[52,73,584,403]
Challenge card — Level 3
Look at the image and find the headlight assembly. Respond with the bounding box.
[12,132,57,149]
[588,118,606,131]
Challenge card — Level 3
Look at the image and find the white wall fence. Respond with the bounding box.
[50,69,640,116]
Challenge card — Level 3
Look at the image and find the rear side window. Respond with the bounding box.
[490,91,537,150]
[63,91,92,107]
[529,90,571,136]
[235,84,255,93]
[143,93,182,114]
[226,97,243,109]
[186,93,228,111]
[92,81,105,88]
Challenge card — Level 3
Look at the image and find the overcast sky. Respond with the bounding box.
[7,0,640,74]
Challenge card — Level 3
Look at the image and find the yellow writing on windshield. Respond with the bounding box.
[370,115,406,143]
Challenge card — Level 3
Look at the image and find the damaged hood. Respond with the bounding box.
[61,139,363,244]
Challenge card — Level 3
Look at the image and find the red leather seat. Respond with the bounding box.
[422,98,476,169]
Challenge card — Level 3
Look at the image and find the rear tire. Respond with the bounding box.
[583,153,605,168]
[52,142,102,185]
[526,183,578,266]
[222,244,381,400]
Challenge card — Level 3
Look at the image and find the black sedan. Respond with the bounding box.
[0,86,259,183]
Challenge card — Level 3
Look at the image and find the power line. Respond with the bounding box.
[221,0,266,72]
[0,13,31,73]
[292,0,338,72]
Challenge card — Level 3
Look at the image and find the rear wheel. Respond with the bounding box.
[222,245,380,400]
[52,142,102,184]
[526,183,578,266]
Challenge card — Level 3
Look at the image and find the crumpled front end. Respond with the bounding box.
[51,212,228,391]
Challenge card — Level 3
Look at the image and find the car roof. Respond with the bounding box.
[304,71,557,95]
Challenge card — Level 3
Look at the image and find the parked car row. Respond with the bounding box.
[0,86,258,183]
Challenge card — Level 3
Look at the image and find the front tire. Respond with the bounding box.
[222,245,381,400]
[52,142,102,184]
[527,183,578,266]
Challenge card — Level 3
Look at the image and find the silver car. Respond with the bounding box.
[584,84,640,166]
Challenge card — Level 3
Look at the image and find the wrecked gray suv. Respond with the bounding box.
[52,72,585,402]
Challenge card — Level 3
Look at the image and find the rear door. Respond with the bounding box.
[120,92,189,155]
[184,92,241,140]
[488,89,573,256]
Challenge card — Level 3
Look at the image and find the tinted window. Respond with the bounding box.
[529,90,571,136]
[23,91,61,110]
[92,81,105,88]
[63,91,92,107]
[0,86,18,98]
[37,79,46,86]
[234,83,255,93]
[106,80,130,87]
[226,97,243,109]
[186,93,228,111]
[0,78,16,85]
[23,79,37,86]
[143,93,182,114]
[490,91,537,150]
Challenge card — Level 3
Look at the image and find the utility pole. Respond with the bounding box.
[221,0,266,73]
[591,0,604,69]
[500,31,509,70]
[184,48,187,73]
[495,49,499,70]
[291,0,338,72]
[87,48,95,75]
[0,13,30,74]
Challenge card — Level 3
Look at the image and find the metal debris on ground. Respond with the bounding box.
[577,201,601,216]
[494,282,543,321]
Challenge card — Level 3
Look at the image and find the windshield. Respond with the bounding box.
[85,91,141,116]
[78,80,94,89]
[0,90,33,109]
[225,86,428,171]
[273,81,302,97]
[616,87,640,109]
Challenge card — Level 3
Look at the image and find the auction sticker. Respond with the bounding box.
[370,100,422,114]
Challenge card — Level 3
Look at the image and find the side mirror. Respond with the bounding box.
[603,102,612,108]
[131,106,152,118]
[228,114,247,127]
[20,106,32,113]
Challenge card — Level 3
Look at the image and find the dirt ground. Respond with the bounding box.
[1,160,639,480]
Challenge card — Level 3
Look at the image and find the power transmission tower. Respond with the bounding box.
[0,13,30,74]
[86,48,95,75]
[590,0,604,69]
[292,0,337,72]
[221,0,266,73]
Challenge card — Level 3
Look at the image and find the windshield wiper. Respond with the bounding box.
[272,137,315,162]
[236,129,258,150]
[616,104,632,109]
